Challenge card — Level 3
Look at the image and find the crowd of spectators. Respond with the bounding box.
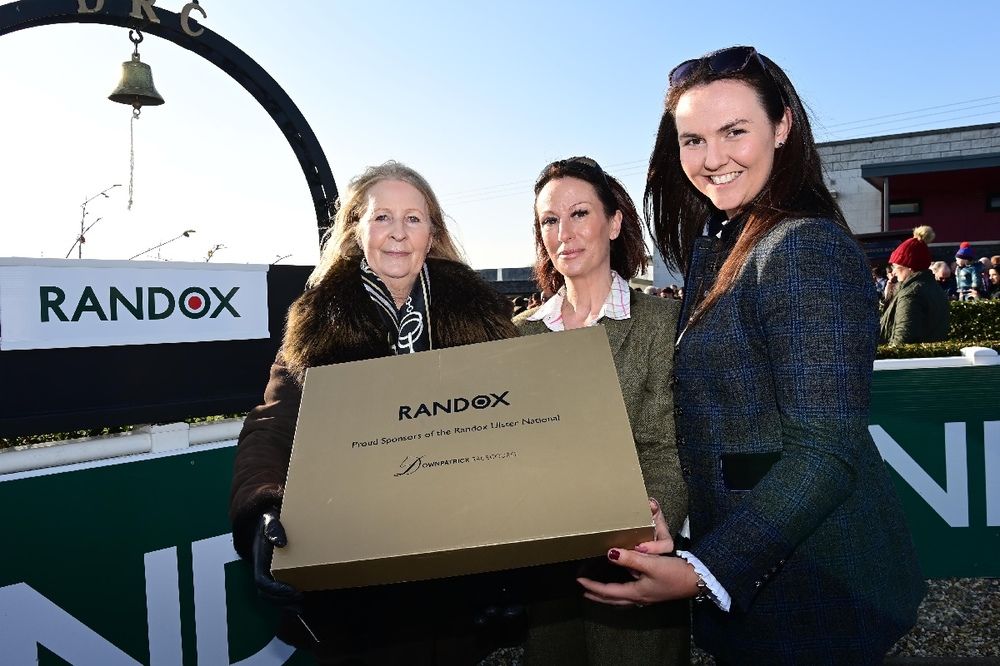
[641,284,684,300]
[881,250,1000,304]
[877,226,999,346]
[511,284,685,316]
[510,233,997,340]
[510,292,546,316]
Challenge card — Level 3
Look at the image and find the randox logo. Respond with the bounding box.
[399,391,511,420]
[38,285,241,322]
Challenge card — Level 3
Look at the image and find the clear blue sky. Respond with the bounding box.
[1,1,998,268]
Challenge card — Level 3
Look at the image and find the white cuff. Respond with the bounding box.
[676,550,732,612]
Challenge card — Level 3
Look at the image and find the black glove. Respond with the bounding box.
[472,571,527,636]
[251,509,304,613]
[473,600,526,627]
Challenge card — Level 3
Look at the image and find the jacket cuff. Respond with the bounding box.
[676,550,731,611]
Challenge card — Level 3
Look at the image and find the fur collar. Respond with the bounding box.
[281,256,517,381]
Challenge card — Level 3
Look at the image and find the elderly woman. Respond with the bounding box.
[229,161,517,664]
[880,226,949,345]
[514,156,688,665]
[578,46,925,664]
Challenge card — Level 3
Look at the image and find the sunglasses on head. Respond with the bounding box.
[536,156,609,189]
[668,45,770,88]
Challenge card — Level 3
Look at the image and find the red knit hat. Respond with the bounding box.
[889,226,934,271]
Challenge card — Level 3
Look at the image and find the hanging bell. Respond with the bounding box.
[109,39,164,110]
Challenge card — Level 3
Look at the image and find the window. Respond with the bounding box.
[888,200,921,217]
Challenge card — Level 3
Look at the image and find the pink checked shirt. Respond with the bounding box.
[527,271,632,331]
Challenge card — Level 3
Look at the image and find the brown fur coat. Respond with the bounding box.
[229,255,517,561]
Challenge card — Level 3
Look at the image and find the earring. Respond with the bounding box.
[776,141,785,148]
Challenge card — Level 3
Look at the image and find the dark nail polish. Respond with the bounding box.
[608,549,621,561]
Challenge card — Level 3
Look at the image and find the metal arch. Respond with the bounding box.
[0,0,336,243]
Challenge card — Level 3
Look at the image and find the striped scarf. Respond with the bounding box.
[360,258,432,354]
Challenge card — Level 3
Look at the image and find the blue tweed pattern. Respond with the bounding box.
[673,217,925,665]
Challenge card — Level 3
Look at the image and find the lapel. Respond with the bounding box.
[600,293,634,359]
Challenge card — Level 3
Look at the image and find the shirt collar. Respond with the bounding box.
[527,271,632,331]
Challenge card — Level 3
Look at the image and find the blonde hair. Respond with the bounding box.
[912,225,935,244]
[307,161,465,288]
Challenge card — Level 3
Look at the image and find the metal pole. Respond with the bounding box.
[882,178,890,233]
[65,184,120,259]
[128,229,196,261]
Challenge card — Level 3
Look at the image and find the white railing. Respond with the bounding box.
[873,346,1000,371]
[0,418,244,476]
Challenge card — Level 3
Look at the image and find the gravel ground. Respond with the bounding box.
[887,578,1000,660]
[480,578,1000,664]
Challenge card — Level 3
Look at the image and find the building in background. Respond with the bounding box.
[484,123,1000,292]
[819,123,1000,263]
[476,267,536,297]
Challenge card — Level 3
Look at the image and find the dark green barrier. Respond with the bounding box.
[1,363,998,663]
[0,444,313,665]
[870,365,1000,577]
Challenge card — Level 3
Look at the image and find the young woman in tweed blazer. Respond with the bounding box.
[577,47,926,664]
[514,157,689,665]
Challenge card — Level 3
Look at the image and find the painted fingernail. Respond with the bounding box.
[608,549,621,561]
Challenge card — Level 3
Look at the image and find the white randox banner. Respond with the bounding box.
[0,258,269,351]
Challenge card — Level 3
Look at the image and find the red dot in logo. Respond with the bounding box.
[187,295,203,310]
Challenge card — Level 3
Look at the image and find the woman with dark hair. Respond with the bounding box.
[514,157,688,665]
[229,161,518,664]
[577,47,925,664]
[989,266,1000,299]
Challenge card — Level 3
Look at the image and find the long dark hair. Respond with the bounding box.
[644,47,845,320]
[533,159,648,294]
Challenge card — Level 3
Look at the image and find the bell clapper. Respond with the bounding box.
[129,106,139,210]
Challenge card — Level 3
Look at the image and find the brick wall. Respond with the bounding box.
[818,124,1000,235]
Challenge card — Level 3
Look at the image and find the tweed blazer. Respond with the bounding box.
[515,291,687,530]
[674,217,925,664]
[515,290,689,666]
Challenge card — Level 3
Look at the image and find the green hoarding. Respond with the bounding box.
[0,444,312,666]
[870,365,1000,577]
[1,363,997,663]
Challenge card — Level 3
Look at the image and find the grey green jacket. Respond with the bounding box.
[514,291,690,665]
[514,292,688,531]
[880,269,950,345]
